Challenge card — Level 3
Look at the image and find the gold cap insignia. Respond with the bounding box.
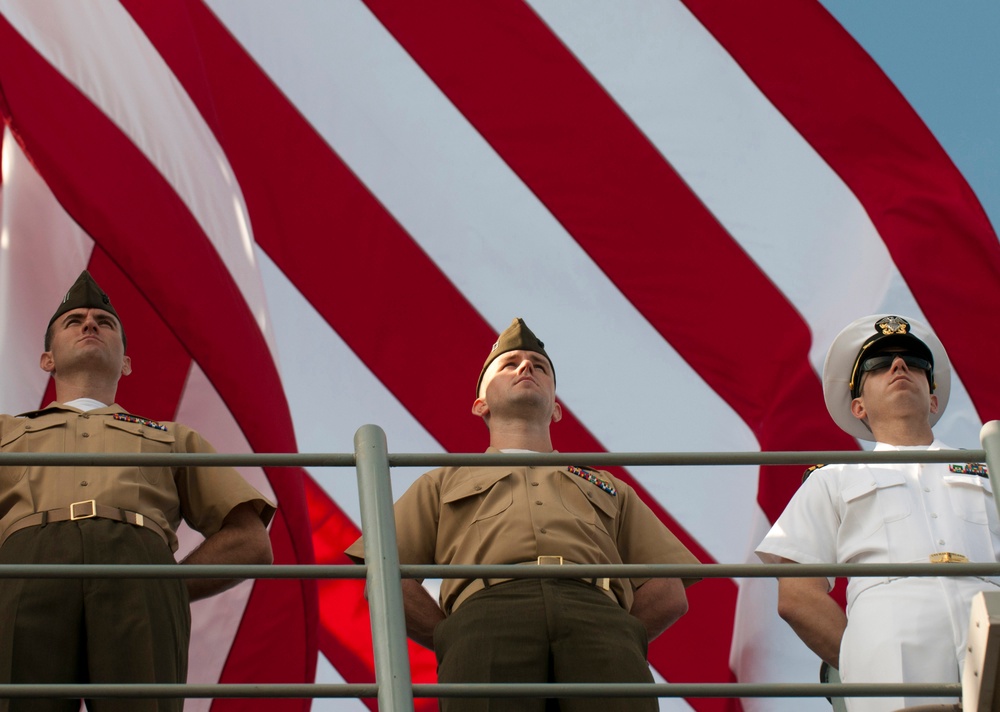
[875,315,910,336]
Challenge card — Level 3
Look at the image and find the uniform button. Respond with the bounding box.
[474,485,482,491]
[535,501,543,505]
[938,540,946,546]
[81,413,90,419]
[81,432,90,438]
[930,513,938,519]
[80,481,89,487]
[540,528,547,534]
[531,482,539,487]
[923,487,931,492]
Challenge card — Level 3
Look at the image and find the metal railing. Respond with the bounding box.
[0,419,997,709]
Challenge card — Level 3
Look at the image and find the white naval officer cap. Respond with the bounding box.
[822,314,951,442]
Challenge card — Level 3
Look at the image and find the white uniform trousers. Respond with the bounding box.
[839,576,1000,712]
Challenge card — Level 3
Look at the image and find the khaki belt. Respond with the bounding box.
[930,552,969,564]
[451,556,617,613]
[0,500,168,548]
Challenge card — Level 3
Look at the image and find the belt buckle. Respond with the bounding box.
[70,500,97,520]
[537,555,564,566]
[930,552,969,564]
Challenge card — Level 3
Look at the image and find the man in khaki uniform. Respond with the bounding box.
[347,318,698,711]
[0,271,275,712]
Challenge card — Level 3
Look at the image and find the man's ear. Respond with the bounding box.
[121,355,132,377]
[850,396,867,422]
[471,397,489,418]
[39,351,55,374]
[551,401,563,424]
[929,393,939,415]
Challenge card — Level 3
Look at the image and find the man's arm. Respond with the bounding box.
[630,577,688,642]
[181,501,273,601]
[401,579,446,650]
[776,571,846,669]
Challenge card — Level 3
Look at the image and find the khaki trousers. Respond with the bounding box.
[434,578,656,712]
[0,519,190,712]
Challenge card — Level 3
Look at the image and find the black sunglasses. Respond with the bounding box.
[859,353,932,374]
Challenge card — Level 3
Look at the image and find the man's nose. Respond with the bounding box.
[516,359,534,374]
[890,355,909,371]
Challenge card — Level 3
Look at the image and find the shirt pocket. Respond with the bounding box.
[104,419,177,484]
[441,470,513,523]
[0,417,67,485]
[841,469,911,536]
[558,473,617,536]
[944,474,1000,534]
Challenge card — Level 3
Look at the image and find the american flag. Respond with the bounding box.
[1,2,998,711]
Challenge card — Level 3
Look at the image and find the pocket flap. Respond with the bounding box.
[441,469,512,504]
[842,469,906,503]
[944,473,993,494]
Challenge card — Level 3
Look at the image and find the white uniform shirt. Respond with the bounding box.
[756,440,1000,606]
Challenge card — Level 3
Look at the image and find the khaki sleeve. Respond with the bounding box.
[343,470,442,572]
[174,425,276,537]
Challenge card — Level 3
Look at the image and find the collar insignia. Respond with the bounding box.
[567,465,617,496]
[113,413,168,432]
[949,463,989,478]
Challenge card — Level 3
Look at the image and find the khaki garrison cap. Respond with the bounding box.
[48,270,126,347]
[822,314,950,441]
[476,318,554,397]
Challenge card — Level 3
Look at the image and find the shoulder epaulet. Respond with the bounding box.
[16,407,62,419]
[801,464,827,483]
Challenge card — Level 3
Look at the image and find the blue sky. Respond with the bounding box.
[821,0,1000,236]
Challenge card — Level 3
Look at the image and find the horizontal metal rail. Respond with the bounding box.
[1,563,999,579]
[1,430,996,707]
[0,449,985,467]
[0,682,962,700]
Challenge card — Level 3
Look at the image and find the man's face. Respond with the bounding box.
[851,348,936,425]
[40,308,130,378]
[474,349,561,423]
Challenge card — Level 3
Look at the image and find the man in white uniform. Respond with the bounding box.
[757,314,1000,711]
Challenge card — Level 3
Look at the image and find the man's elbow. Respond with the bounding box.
[672,594,689,620]
[776,596,796,624]
[248,527,274,565]
[258,536,275,566]
[663,591,689,628]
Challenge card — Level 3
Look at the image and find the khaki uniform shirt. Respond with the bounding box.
[0,403,275,552]
[347,449,699,614]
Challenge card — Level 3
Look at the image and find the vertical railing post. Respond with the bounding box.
[980,421,1000,522]
[354,424,414,711]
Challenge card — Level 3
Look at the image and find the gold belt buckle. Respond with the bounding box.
[70,500,97,520]
[930,552,969,564]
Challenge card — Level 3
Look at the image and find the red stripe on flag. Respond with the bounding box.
[0,13,317,709]
[305,475,441,712]
[681,0,1000,419]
